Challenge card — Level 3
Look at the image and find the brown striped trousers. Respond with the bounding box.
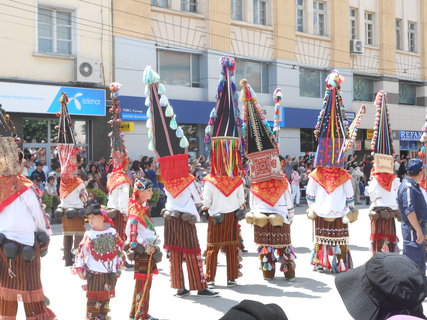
[62,216,85,266]
[129,252,157,319]
[164,217,207,291]
[85,273,117,320]
[112,213,127,241]
[0,242,55,320]
[205,212,239,282]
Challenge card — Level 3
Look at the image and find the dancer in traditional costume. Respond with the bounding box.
[306,70,355,273]
[202,57,245,289]
[74,204,124,320]
[366,91,401,254]
[106,83,132,240]
[242,84,296,281]
[126,178,161,320]
[143,66,217,298]
[0,109,55,319]
[54,93,88,266]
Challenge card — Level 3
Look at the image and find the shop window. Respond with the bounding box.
[23,119,89,169]
[300,128,317,152]
[296,0,304,32]
[231,0,243,21]
[313,1,326,36]
[235,59,268,93]
[38,7,73,55]
[157,50,200,87]
[299,68,328,98]
[353,76,374,101]
[399,82,417,105]
[181,0,197,13]
[150,0,168,8]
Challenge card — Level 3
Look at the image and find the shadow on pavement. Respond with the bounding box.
[184,296,239,314]
[226,284,286,297]
[275,277,331,293]
[295,247,311,254]
[348,244,370,251]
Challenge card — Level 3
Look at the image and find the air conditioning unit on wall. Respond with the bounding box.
[350,39,364,54]
[75,57,102,83]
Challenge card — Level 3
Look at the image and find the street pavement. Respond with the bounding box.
[17,203,427,319]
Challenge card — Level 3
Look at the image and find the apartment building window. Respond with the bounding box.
[151,0,168,8]
[231,0,243,21]
[353,76,374,101]
[349,8,358,40]
[296,0,304,32]
[181,0,197,13]
[365,12,374,45]
[235,59,268,93]
[38,7,72,55]
[157,50,200,87]
[253,0,267,25]
[396,19,402,50]
[313,1,326,36]
[399,81,417,105]
[299,68,328,98]
[408,21,417,53]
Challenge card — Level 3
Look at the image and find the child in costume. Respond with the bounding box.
[74,203,124,320]
[126,178,161,320]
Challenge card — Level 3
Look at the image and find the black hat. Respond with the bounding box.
[85,203,102,216]
[335,252,427,320]
[134,178,153,191]
[219,300,288,320]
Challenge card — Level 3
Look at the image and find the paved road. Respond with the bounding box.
[16,204,426,319]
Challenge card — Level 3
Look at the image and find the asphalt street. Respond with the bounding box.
[16,204,427,319]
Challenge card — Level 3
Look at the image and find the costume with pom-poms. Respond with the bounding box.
[0,110,55,320]
[143,66,207,294]
[202,57,245,285]
[241,82,296,280]
[106,82,133,240]
[54,92,87,266]
[366,91,401,254]
[306,70,355,273]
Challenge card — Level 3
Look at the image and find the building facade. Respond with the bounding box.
[0,0,113,165]
[113,0,427,162]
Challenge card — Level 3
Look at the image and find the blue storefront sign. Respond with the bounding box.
[119,95,214,124]
[399,130,422,141]
[0,82,106,116]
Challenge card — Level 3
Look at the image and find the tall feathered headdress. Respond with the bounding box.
[143,66,194,198]
[370,91,394,156]
[313,70,349,168]
[205,57,244,177]
[240,80,282,183]
[56,93,82,199]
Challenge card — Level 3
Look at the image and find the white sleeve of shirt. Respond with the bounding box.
[237,183,245,207]
[306,177,317,206]
[202,182,213,209]
[344,180,355,205]
[284,188,294,213]
[117,184,130,214]
[189,182,202,206]
[29,189,51,235]
[367,178,379,200]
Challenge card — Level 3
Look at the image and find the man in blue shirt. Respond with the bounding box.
[397,159,427,274]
